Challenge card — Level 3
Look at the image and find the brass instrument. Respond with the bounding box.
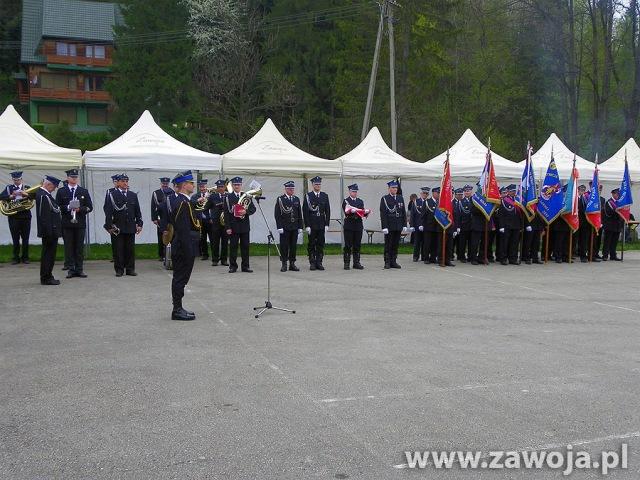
[0,184,41,216]
[234,187,262,219]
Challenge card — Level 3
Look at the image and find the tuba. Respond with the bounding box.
[234,187,262,219]
[0,184,41,216]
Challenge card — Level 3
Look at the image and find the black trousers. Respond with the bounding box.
[384,230,401,263]
[171,238,197,309]
[199,221,213,257]
[603,229,620,259]
[468,230,486,263]
[413,229,423,259]
[110,233,116,260]
[436,231,453,263]
[62,227,85,273]
[456,230,470,260]
[553,230,568,261]
[114,233,135,274]
[595,228,603,255]
[578,225,592,259]
[522,229,541,261]
[422,230,438,262]
[156,227,165,259]
[279,229,298,263]
[343,229,362,255]
[211,227,228,263]
[229,232,250,269]
[40,235,58,282]
[307,228,326,264]
[499,229,520,263]
[9,217,30,260]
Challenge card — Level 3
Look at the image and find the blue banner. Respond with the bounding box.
[537,158,564,225]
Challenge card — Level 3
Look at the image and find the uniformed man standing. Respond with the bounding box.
[167,170,200,321]
[55,168,93,278]
[496,184,522,265]
[103,174,143,277]
[410,187,428,262]
[36,176,62,285]
[521,212,544,264]
[602,188,624,261]
[468,193,489,265]
[342,184,368,270]
[432,187,455,267]
[225,177,256,273]
[453,187,472,262]
[380,179,407,269]
[0,171,31,264]
[207,179,229,266]
[151,177,171,261]
[422,187,438,263]
[192,179,213,261]
[303,176,331,271]
[275,181,303,272]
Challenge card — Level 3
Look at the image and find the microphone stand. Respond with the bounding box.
[252,197,296,319]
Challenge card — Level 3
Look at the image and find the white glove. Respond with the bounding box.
[453,230,458,238]
[526,226,532,232]
[305,227,311,234]
[324,225,329,232]
[456,228,461,234]
[499,228,505,233]
[418,225,424,232]
[298,229,303,234]
[348,208,355,214]
[278,228,284,234]
[382,228,389,235]
[402,226,408,234]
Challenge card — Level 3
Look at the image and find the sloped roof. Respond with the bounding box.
[600,138,640,178]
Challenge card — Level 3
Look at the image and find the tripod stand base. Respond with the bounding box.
[253,301,296,319]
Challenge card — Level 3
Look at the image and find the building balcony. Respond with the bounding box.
[45,54,112,69]
[29,88,111,103]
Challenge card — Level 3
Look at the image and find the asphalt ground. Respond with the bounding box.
[1,251,640,479]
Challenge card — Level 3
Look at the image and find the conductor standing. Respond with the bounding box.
[36,176,62,285]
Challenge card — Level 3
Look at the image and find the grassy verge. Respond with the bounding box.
[2,240,639,263]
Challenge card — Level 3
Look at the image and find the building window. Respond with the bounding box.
[84,76,107,91]
[40,73,77,90]
[37,105,77,125]
[85,45,106,59]
[55,42,76,56]
[87,107,108,125]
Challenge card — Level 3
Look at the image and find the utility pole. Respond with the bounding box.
[361,0,400,151]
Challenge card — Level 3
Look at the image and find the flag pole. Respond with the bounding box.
[544,225,550,263]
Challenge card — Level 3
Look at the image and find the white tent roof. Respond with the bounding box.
[83,110,221,171]
[222,118,340,176]
[338,127,433,178]
[600,138,640,180]
[526,133,610,181]
[424,129,522,179]
[0,105,81,168]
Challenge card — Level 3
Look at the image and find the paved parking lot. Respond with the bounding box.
[1,253,640,479]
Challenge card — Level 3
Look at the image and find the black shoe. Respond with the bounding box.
[172,308,195,321]
[229,267,238,273]
[412,257,419,262]
[525,259,532,265]
[471,260,479,265]
[612,257,622,261]
[509,260,521,265]
[310,263,317,271]
[501,260,508,266]
[75,272,87,278]
[66,272,75,279]
[592,258,601,262]
[445,262,455,267]
[11,259,19,265]
[289,263,299,272]
[115,272,123,277]
[353,263,364,270]
[344,263,351,270]
[126,271,138,276]
[595,254,603,259]
[390,263,401,269]
[183,308,195,316]
[384,263,390,269]
[41,278,60,285]
[280,263,287,272]
[581,258,588,263]
[532,259,543,264]
[221,261,229,266]
[555,259,562,264]
[22,259,30,264]
[211,261,219,266]
[62,266,69,271]
[459,258,467,263]
[316,263,325,271]
[602,257,608,261]
[241,268,253,273]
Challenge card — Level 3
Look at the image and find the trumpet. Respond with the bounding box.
[69,198,80,224]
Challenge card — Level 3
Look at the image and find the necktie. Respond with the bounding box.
[70,187,75,198]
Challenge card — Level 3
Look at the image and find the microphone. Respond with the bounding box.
[255,196,266,200]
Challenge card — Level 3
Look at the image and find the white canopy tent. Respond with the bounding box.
[424,129,522,180]
[0,105,81,168]
[338,127,435,179]
[83,110,221,171]
[600,138,640,179]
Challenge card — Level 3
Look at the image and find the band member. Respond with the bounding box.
[380,179,407,269]
[168,170,200,321]
[103,174,143,277]
[225,177,256,273]
[303,176,331,271]
[410,187,429,262]
[422,187,438,263]
[0,171,31,264]
[468,192,489,265]
[521,212,544,264]
[206,179,229,266]
[342,184,369,269]
[602,188,624,261]
[36,176,62,285]
[151,177,172,261]
[496,184,522,265]
[453,187,472,262]
[432,187,454,267]
[104,174,119,262]
[192,179,213,260]
[275,181,303,272]
[55,169,93,278]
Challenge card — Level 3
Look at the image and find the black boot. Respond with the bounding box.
[344,251,351,270]
[289,261,299,272]
[280,261,287,272]
[172,303,195,321]
[390,256,401,269]
[353,252,364,270]
[316,254,325,271]
[309,256,317,271]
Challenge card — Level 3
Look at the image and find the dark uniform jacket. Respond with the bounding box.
[224,191,256,234]
[103,189,143,234]
[151,188,168,223]
[379,194,406,231]
[303,191,331,230]
[275,195,303,231]
[423,198,438,232]
[603,198,624,232]
[55,184,93,229]
[470,201,489,232]
[410,198,425,229]
[343,197,365,231]
[0,184,33,219]
[206,192,227,231]
[496,197,522,230]
[169,193,201,258]
[35,188,61,238]
[453,197,472,231]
